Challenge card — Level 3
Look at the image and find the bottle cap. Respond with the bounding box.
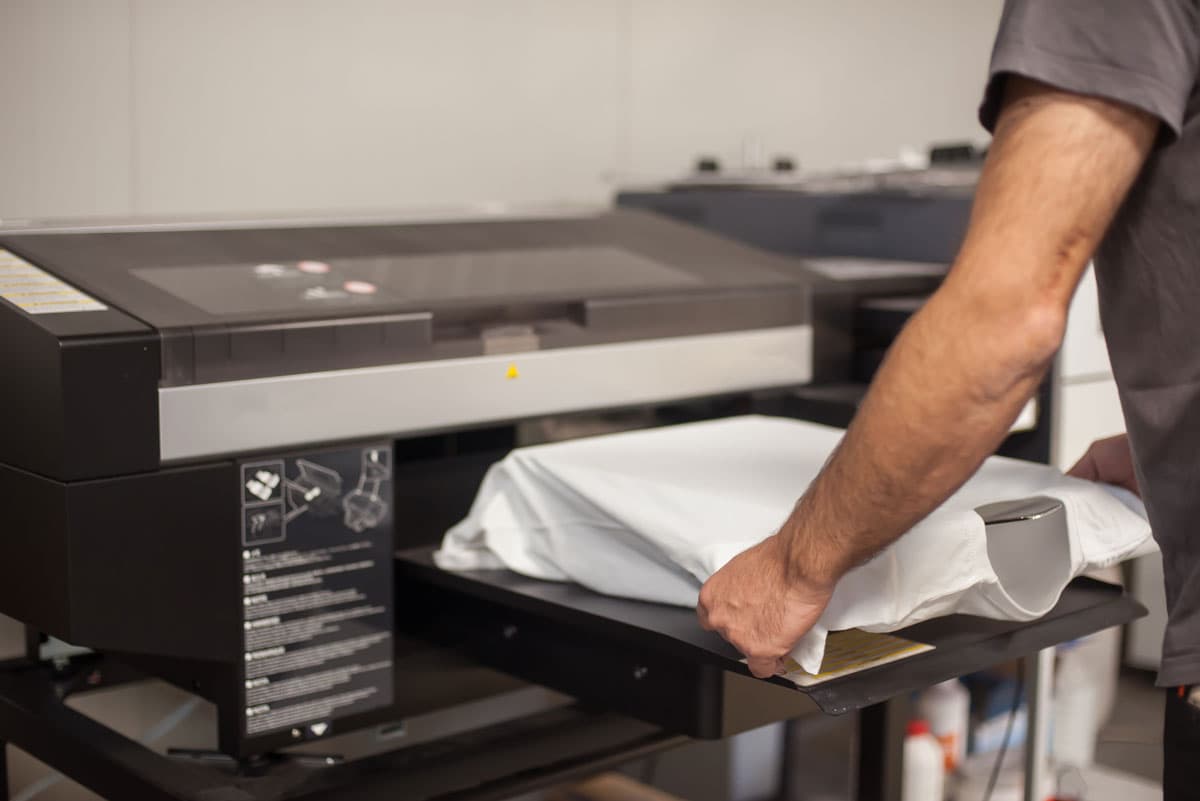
[906,719,931,737]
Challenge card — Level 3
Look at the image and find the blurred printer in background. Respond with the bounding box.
[619,145,1122,469]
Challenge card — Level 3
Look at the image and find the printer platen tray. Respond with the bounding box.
[396,549,1145,739]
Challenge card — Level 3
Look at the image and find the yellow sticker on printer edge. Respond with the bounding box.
[505,363,520,380]
[0,249,107,315]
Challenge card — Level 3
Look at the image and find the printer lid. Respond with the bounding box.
[0,209,813,386]
[0,209,800,330]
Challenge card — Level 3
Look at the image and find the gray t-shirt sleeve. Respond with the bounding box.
[979,0,1200,139]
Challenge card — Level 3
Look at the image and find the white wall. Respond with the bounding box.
[0,0,1003,220]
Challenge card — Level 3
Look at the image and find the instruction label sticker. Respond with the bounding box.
[239,443,394,741]
[0,249,107,314]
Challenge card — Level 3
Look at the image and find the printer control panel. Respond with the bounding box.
[239,443,395,742]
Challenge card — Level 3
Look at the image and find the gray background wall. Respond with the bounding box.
[0,1,1004,798]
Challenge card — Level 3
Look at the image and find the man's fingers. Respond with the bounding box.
[707,623,783,679]
[746,655,781,679]
[1066,437,1141,496]
[1066,448,1098,480]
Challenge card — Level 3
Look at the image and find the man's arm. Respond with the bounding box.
[698,77,1159,678]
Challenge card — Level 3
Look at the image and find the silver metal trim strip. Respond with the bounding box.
[0,204,601,236]
[159,326,812,461]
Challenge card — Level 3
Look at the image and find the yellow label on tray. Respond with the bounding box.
[781,629,934,687]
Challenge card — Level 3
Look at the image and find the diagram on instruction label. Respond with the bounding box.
[242,460,286,546]
[286,460,343,521]
[343,448,392,533]
[240,447,392,546]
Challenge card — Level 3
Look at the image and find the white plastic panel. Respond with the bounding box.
[1010,398,1038,433]
[1060,265,1112,381]
[1053,379,1125,471]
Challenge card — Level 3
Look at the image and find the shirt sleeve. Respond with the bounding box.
[979,0,1200,139]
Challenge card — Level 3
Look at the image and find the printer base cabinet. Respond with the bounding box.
[0,440,401,760]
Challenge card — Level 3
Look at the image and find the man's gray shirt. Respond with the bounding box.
[979,0,1200,686]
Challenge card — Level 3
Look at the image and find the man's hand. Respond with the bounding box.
[1068,433,1140,497]
[697,533,834,679]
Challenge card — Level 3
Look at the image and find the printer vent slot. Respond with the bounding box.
[169,313,434,385]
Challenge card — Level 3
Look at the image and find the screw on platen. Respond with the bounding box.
[632,666,649,680]
[502,625,518,640]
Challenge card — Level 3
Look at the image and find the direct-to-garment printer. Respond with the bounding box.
[0,209,1140,801]
[619,162,979,266]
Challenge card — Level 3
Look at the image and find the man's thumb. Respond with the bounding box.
[746,656,781,679]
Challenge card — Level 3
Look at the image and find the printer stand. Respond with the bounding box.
[0,655,683,801]
[0,570,1141,801]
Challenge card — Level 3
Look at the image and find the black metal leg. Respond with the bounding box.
[22,627,40,664]
[855,696,909,801]
[777,720,797,800]
[1,739,10,801]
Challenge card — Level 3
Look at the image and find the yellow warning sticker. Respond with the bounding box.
[0,249,107,315]
[505,363,520,380]
[778,630,934,687]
